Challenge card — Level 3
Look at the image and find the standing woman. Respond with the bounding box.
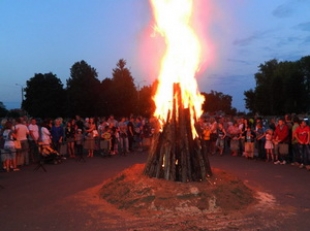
[65,120,76,158]
[2,121,19,171]
[84,117,96,157]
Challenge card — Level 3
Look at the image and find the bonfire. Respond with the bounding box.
[143,0,211,182]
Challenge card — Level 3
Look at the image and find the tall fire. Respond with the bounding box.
[144,0,212,182]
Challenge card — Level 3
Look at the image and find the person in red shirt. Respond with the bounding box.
[273,118,289,165]
[293,120,310,169]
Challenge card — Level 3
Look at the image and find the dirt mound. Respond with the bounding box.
[100,164,255,218]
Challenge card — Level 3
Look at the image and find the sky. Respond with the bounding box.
[1,0,310,112]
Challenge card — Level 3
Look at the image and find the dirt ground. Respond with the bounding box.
[72,164,295,231]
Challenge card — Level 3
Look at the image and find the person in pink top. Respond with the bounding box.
[293,120,310,169]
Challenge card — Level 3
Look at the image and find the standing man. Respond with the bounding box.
[15,117,30,166]
[293,120,310,169]
[28,118,39,162]
[127,117,135,151]
[273,118,289,165]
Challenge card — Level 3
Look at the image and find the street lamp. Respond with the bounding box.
[15,83,24,102]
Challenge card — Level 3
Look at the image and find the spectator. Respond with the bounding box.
[119,117,129,155]
[210,117,218,155]
[227,121,241,156]
[291,116,301,166]
[273,118,289,165]
[100,126,112,157]
[263,129,275,162]
[15,117,29,166]
[293,120,310,169]
[75,115,84,132]
[74,129,84,161]
[84,117,96,158]
[201,122,212,156]
[255,122,266,160]
[215,122,226,155]
[242,126,256,159]
[50,118,64,154]
[28,118,39,162]
[127,117,135,151]
[2,121,19,171]
[65,120,76,158]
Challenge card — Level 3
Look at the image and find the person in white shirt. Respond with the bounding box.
[15,117,29,166]
[28,118,39,162]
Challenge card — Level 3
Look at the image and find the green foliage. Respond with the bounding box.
[201,91,236,115]
[108,59,137,117]
[23,73,65,118]
[0,101,8,117]
[137,84,156,117]
[66,60,100,117]
[244,56,310,115]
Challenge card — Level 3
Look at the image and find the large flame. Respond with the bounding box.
[151,0,204,137]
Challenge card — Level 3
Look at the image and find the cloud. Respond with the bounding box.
[272,3,294,18]
[227,58,251,65]
[233,34,259,46]
[233,29,275,47]
[294,21,310,32]
[302,36,310,45]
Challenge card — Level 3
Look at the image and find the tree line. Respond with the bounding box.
[0,59,237,119]
[3,55,308,119]
[244,55,310,115]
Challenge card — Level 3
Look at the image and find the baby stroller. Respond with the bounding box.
[33,143,62,172]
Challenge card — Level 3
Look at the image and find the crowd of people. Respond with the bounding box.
[0,115,155,172]
[1,113,309,173]
[199,114,310,170]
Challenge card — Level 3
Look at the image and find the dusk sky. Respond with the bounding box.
[1,0,310,111]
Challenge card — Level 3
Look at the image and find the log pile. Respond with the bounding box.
[144,83,212,182]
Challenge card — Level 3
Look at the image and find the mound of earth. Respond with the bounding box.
[71,164,295,230]
[100,164,255,218]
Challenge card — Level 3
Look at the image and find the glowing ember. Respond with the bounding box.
[151,0,204,137]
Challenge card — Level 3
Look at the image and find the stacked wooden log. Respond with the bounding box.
[144,83,212,182]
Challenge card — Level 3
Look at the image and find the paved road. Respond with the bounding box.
[1,151,310,231]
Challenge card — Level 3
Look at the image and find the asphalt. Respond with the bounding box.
[1,150,310,231]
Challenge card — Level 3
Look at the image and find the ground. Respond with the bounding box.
[76,164,294,231]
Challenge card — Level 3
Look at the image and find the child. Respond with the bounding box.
[263,129,274,162]
[215,123,226,155]
[242,126,256,159]
[100,126,112,157]
[75,129,84,161]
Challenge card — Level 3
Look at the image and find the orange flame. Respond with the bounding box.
[151,0,204,137]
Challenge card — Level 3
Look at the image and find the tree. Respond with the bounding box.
[66,60,101,117]
[297,56,310,112]
[201,90,236,115]
[138,84,156,117]
[244,58,309,115]
[243,89,256,113]
[109,59,137,117]
[23,73,65,118]
[98,78,113,116]
[0,102,8,117]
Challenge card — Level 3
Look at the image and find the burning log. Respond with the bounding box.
[144,83,212,182]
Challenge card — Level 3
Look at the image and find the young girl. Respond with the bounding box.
[263,129,274,162]
[216,123,226,155]
[84,117,96,158]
